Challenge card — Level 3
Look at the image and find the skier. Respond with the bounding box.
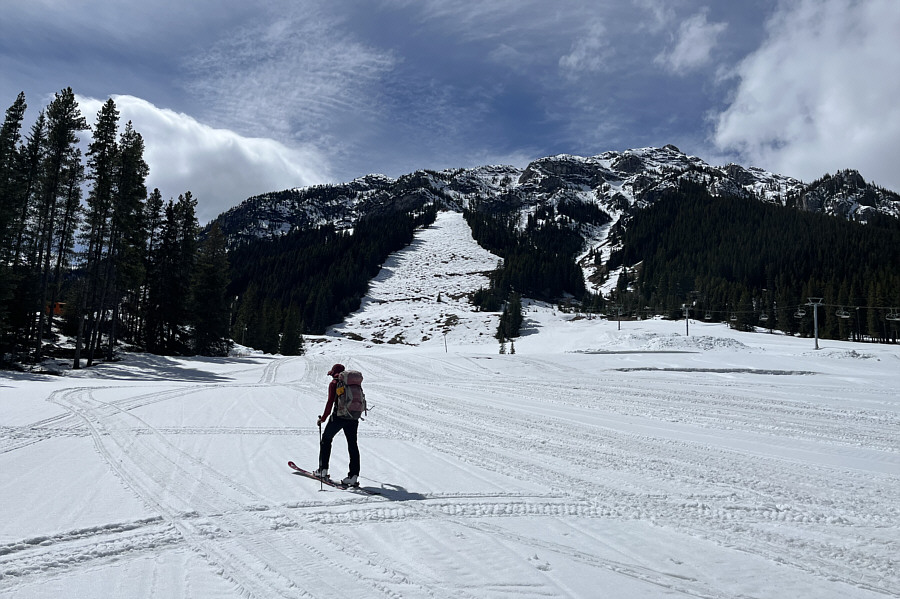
[314,363,360,486]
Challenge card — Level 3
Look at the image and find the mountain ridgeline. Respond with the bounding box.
[219,145,900,345]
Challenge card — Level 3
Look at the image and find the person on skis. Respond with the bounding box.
[314,363,360,486]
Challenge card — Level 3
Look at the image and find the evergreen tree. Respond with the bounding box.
[150,193,198,354]
[0,92,27,256]
[191,223,232,356]
[231,284,258,347]
[33,88,87,360]
[12,111,46,267]
[866,282,882,342]
[775,287,794,336]
[735,289,754,332]
[280,306,305,356]
[105,120,148,357]
[0,92,27,340]
[77,98,119,367]
[257,299,283,353]
[136,188,164,345]
[496,291,523,339]
[47,147,83,342]
[1,111,46,351]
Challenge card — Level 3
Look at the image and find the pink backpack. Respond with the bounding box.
[335,370,367,419]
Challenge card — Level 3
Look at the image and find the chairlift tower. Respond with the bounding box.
[610,304,623,331]
[808,297,823,350]
[684,291,699,336]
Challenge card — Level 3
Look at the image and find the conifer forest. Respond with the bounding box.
[0,90,232,366]
[607,182,900,343]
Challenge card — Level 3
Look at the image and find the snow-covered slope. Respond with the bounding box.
[2,213,898,598]
[329,211,500,349]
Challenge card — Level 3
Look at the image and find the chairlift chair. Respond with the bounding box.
[759,313,769,322]
[794,307,807,318]
[835,307,851,319]
[887,309,900,322]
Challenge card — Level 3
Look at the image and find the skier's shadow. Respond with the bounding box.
[371,484,426,502]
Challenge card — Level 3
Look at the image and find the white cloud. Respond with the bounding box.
[78,95,331,224]
[382,0,554,40]
[487,43,532,72]
[632,0,676,33]
[559,22,614,77]
[713,0,900,190]
[656,9,727,74]
[186,5,396,149]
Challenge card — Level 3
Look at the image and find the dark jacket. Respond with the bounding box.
[320,378,338,421]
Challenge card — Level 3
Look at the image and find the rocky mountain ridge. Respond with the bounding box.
[212,145,900,249]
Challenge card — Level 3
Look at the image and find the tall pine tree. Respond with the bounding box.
[76,98,119,367]
[33,88,87,360]
[104,120,148,358]
[191,223,232,356]
[0,93,27,342]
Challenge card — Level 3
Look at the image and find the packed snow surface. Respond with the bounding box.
[2,212,898,598]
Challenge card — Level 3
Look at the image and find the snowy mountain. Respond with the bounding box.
[213,146,900,334]
[212,145,900,250]
[3,211,898,598]
[798,168,900,221]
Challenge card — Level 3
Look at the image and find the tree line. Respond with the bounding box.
[608,181,900,342]
[0,89,232,368]
[464,201,596,338]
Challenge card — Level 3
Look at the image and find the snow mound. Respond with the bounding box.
[643,334,751,352]
[812,349,877,360]
[574,332,751,353]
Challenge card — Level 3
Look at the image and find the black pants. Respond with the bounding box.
[319,417,360,476]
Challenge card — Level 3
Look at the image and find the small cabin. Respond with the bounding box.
[46,302,66,316]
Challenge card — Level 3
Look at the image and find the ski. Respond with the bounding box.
[288,461,381,495]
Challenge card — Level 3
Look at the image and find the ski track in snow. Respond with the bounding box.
[4,378,462,598]
[2,212,898,598]
[4,353,896,598]
[3,354,585,598]
[359,355,897,592]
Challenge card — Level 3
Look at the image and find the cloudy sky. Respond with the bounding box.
[2,0,898,223]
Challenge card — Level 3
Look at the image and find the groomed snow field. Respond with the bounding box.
[1,212,897,598]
